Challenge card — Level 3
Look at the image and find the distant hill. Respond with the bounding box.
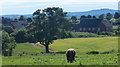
[1,8,118,18]
[67,8,117,18]
[0,14,32,19]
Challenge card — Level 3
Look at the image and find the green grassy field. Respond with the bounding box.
[50,37,118,55]
[2,37,118,65]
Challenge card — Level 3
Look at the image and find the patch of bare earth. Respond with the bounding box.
[31,43,56,53]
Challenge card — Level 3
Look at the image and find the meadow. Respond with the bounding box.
[2,37,118,65]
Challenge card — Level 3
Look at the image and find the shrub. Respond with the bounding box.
[70,32,98,38]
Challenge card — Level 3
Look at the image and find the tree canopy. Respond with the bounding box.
[2,31,16,56]
[18,16,26,21]
[27,7,72,53]
[99,14,104,19]
[106,13,113,20]
[71,16,77,21]
[114,12,120,19]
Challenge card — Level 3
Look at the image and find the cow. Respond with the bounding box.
[66,49,76,63]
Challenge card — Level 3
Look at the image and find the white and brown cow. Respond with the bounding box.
[66,49,76,63]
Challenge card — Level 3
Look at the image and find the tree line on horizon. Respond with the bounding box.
[71,12,120,22]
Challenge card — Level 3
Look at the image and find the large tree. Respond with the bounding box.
[28,7,72,53]
[93,16,96,18]
[71,16,77,21]
[2,31,16,56]
[11,29,27,43]
[87,15,92,18]
[99,14,104,19]
[114,12,120,19]
[80,15,86,20]
[18,16,26,21]
[106,13,113,20]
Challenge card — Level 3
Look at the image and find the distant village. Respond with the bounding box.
[1,12,120,34]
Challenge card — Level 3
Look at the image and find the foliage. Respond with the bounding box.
[26,17,33,22]
[0,24,2,31]
[11,29,27,43]
[114,26,120,36]
[27,7,72,53]
[93,16,96,18]
[106,13,113,20]
[3,26,14,34]
[114,12,120,19]
[97,31,116,36]
[70,32,99,38]
[80,15,87,19]
[2,17,12,25]
[87,15,92,18]
[14,18,18,21]
[2,31,16,56]
[99,14,104,19]
[71,16,77,21]
[18,16,26,21]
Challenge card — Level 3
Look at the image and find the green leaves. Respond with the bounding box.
[2,31,16,56]
[27,7,73,53]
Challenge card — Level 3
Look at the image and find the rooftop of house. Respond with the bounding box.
[78,18,112,27]
[72,18,113,30]
[79,18,102,27]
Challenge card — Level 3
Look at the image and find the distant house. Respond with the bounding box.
[73,18,113,33]
[10,21,28,30]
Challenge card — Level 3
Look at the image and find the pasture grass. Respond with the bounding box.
[2,37,119,65]
[50,37,118,55]
[12,43,45,56]
[2,53,118,65]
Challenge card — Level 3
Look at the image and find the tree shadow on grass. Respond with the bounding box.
[40,51,66,54]
[55,51,66,54]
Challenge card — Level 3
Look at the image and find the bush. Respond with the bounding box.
[70,32,98,38]
[97,31,115,36]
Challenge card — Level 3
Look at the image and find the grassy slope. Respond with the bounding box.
[12,43,45,56]
[50,37,118,55]
[2,37,118,65]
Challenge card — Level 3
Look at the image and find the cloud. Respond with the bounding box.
[0,0,118,15]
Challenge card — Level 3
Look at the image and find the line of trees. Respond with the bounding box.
[71,12,120,21]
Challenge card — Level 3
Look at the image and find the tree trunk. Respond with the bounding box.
[9,48,12,56]
[45,44,49,53]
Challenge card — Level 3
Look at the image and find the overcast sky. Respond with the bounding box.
[0,0,119,15]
